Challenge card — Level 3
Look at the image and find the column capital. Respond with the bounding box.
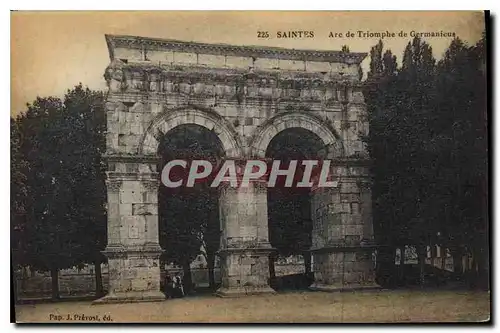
[356,179,372,191]
[106,179,122,192]
[141,179,160,192]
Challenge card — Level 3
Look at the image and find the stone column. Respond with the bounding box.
[216,161,276,297]
[95,158,165,303]
[309,163,378,291]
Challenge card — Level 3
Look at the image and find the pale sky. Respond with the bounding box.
[11,11,485,115]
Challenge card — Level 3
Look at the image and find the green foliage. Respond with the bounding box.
[364,35,488,287]
[11,84,107,277]
[11,118,30,268]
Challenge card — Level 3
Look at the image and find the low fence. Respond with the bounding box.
[15,272,110,298]
[15,263,306,298]
[15,250,460,299]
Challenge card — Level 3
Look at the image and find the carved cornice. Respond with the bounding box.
[107,172,159,182]
[106,34,367,64]
[357,179,373,191]
[104,93,353,115]
[103,154,161,164]
[218,247,277,256]
[108,63,364,87]
[309,240,378,253]
[104,61,366,105]
[329,158,372,167]
[102,245,126,258]
[102,244,164,258]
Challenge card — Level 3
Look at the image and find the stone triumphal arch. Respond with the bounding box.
[99,34,377,302]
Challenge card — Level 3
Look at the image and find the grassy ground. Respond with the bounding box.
[15,289,490,323]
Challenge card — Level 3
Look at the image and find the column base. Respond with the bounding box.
[309,282,381,292]
[215,285,277,298]
[92,290,165,304]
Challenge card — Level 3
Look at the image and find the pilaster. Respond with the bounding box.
[95,155,165,304]
[309,163,379,292]
[216,161,276,297]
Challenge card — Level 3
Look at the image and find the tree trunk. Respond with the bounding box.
[469,250,478,288]
[452,250,463,279]
[20,266,27,290]
[398,246,406,286]
[94,259,104,297]
[478,248,489,290]
[13,271,18,304]
[207,252,216,290]
[304,251,312,275]
[471,232,488,290]
[418,245,426,288]
[182,260,193,294]
[476,231,489,290]
[441,246,446,271]
[12,257,19,304]
[377,245,396,287]
[160,258,165,272]
[50,267,60,300]
[269,254,276,280]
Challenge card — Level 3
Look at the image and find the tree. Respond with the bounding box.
[368,39,384,78]
[434,36,488,287]
[364,37,438,286]
[11,117,29,270]
[11,117,30,303]
[364,39,401,286]
[365,35,487,289]
[17,96,82,299]
[60,84,107,296]
[13,84,107,299]
[398,37,438,286]
[197,192,221,290]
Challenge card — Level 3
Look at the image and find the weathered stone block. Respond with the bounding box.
[278,59,304,71]
[114,47,142,61]
[117,134,141,148]
[225,55,253,68]
[254,58,279,70]
[340,182,358,194]
[340,193,360,202]
[132,203,158,216]
[306,61,331,72]
[351,203,360,214]
[173,51,197,64]
[120,190,142,204]
[198,54,226,67]
[119,203,133,216]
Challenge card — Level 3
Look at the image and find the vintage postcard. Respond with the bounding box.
[11,10,489,323]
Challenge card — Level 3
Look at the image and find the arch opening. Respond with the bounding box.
[250,112,341,159]
[265,127,325,291]
[139,107,243,158]
[157,124,223,296]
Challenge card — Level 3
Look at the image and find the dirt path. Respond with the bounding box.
[15,290,490,323]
